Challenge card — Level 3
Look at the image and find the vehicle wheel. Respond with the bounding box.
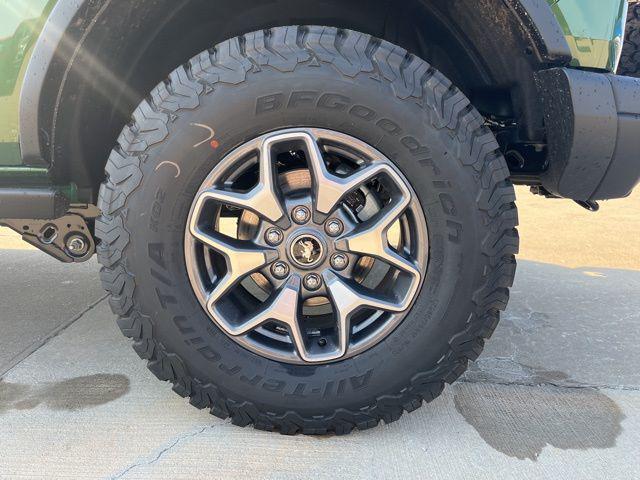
[96,26,518,434]
[619,0,640,77]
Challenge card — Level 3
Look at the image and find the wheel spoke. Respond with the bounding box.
[190,136,287,224]
[335,192,420,282]
[220,275,317,363]
[323,271,407,357]
[301,132,392,215]
[189,224,277,308]
[225,275,301,334]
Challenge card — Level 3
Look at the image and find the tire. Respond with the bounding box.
[96,26,518,435]
[619,0,640,77]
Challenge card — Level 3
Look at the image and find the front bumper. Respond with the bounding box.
[535,68,640,201]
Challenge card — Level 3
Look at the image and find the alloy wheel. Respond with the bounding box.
[185,128,428,364]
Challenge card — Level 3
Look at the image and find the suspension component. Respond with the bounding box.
[0,204,99,263]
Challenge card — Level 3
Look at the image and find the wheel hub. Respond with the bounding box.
[288,232,325,268]
[184,128,428,364]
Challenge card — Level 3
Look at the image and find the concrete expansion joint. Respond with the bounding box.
[460,377,640,392]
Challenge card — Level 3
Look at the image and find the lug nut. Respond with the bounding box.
[265,227,284,246]
[325,218,344,237]
[330,253,349,271]
[292,206,311,224]
[303,273,322,291]
[271,261,290,279]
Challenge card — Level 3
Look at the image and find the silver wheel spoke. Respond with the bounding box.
[189,224,277,308]
[222,276,323,363]
[336,192,420,282]
[225,275,301,336]
[301,132,392,215]
[190,135,287,224]
[323,271,405,358]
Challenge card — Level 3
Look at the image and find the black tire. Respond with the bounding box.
[96,26,518,434]
[620,0,640,77]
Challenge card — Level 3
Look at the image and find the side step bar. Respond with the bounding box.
[0,187,69,220]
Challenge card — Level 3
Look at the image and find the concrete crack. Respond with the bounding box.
[460,377,640,392]
[108,424,219,479]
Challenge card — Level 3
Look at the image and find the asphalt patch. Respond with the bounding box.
[0,374,130,413]
[454,382,624,460]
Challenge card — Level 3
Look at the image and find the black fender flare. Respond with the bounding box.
[19,0,572,173]
[505,0,571,64]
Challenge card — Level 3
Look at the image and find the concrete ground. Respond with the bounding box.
[1,186,639,479]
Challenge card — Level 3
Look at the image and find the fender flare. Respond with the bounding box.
[19,0,572,169]
[505,0,571,64]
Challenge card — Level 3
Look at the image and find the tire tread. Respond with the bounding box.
[96,25,519,435]
[619,1,640,77]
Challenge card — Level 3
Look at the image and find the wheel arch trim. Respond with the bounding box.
[18,0,572,174]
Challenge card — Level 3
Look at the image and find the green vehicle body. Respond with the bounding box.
[548,0,628,71]
[0,0,632,186]
[0,0,52,168]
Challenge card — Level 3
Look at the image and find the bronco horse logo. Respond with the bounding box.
[291,236,322,266]
[299,240,316,263]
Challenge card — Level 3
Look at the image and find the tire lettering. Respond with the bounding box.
[149,188,165,233]
[198,345,222,362]
[439,193,457,216]
[219,364,241,376]
[434,183,462,245]
[349,104,376,120]
[155,288,176,308]
[418,158,440,175]
[240,375,263,386]
[446,220,463,244]
[432,181,452,189]
[256,93,284,114]
[148,242,165,268]
[287,90,319,108]
[376,118,402,135]
[317,92,350,111]
[349,369,373,390]
[150,268,172,286]
[400,136,431,158]
[262,379,286,393]
[285,383,308,399]
[173,316,194,334]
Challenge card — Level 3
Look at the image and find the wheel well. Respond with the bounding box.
[35,0,566,199]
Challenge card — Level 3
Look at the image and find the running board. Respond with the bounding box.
[0,187,69,220]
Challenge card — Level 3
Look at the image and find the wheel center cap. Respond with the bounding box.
[289,233,325,268]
